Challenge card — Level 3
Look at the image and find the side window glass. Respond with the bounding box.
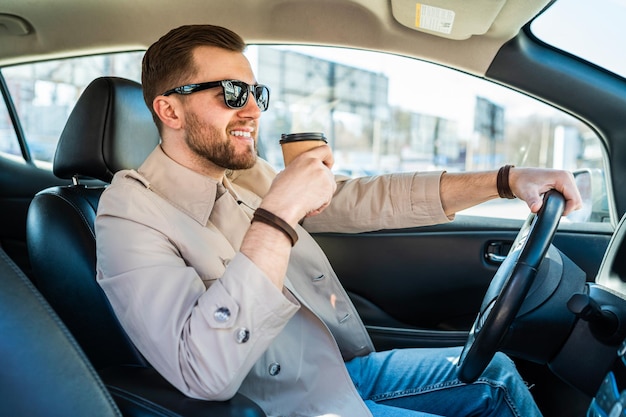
[2,52,143,166]
[249,45,608,223]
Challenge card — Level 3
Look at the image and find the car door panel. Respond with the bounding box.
[313,215,613,350]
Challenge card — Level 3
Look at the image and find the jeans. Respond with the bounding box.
[345,346,543,417]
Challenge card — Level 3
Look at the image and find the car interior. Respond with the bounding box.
[3,0,626,416]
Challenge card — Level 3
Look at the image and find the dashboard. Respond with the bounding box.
[587,214,626,416]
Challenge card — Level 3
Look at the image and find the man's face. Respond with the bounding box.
[180,46,262,171]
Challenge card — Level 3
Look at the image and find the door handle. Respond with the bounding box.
[485,241,512,265]
[486,253,507,263]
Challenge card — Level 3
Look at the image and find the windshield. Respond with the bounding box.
[531,0,626,79]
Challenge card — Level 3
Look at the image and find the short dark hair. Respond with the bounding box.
[141,24,246,129]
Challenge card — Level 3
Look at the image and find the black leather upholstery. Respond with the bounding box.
[0,246,122,417]
[27,184,147,370]
[25,76,266,416]
[101,366,267,417]
[53,77,159,183]
[27,77,155,371]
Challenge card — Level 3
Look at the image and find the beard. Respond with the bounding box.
[184,112,257,170]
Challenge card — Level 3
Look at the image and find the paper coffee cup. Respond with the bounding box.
[280,132,328,166]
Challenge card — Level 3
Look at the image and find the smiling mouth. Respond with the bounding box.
[230,130,253,138]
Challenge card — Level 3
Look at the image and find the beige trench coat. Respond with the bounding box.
[96,146,450,417]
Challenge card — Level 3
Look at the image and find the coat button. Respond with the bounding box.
[235,328,250,344]
[214,307,231,322]
[268,362,281,376]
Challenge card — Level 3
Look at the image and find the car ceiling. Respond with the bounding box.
[0,0,550,75]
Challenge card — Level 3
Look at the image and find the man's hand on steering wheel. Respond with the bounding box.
[509,167,582,215]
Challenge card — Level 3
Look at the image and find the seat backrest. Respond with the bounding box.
[26,76,160,370]
[0,245,122,417]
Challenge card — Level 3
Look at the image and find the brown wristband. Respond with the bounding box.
[252,208,299,246]
[497,165,516,199]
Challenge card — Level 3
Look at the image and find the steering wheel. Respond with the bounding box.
[458,189,565,382]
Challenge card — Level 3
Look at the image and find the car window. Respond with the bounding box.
[1,52,143,166]
[0,88,20,159]
[531,0,626,80]
[249,45,609,223]
[0,47,609,224]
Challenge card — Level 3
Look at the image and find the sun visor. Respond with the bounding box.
[390,0,506,40]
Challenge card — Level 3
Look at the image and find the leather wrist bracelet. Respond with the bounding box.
[252,208,298,246]
[497,165,516,199]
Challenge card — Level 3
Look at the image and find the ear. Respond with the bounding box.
[153,96,183,130]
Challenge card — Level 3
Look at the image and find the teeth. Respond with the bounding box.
[231,130,251,137]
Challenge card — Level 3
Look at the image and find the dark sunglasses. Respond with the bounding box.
[161,79,270,112]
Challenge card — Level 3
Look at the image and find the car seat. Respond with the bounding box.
[25,76,266,416]
[0,245,121,417]
[27,76,154,371]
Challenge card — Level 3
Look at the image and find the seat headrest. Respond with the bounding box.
[53,76,160,183]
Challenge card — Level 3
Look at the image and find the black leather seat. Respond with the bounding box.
[27,76,154,371]
[26,76,265,416]
[0,245,122,417]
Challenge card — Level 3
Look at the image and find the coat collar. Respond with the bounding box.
[135,146,274,225]
[137,146,223,225]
